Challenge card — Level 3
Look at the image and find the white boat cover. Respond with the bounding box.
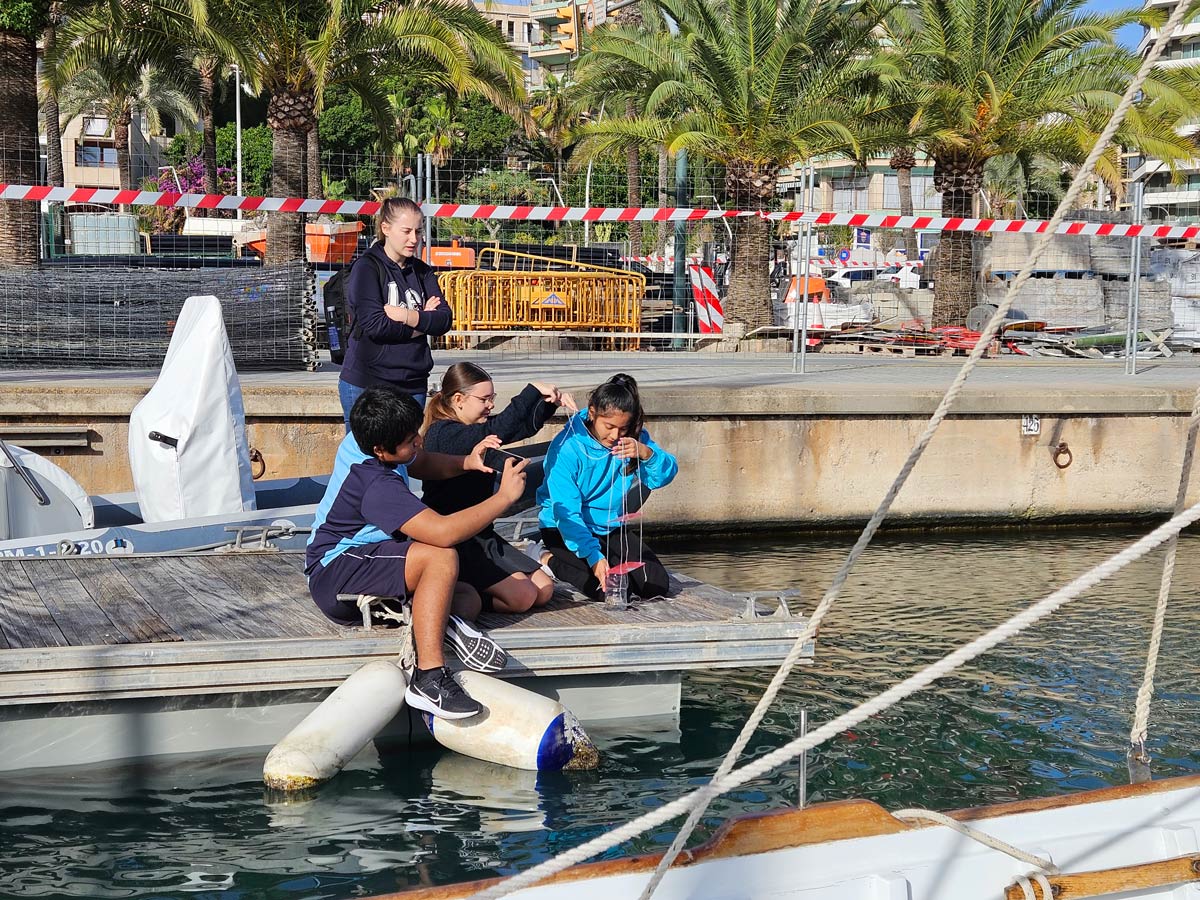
[129,295,257,523]
[0,443,94,540]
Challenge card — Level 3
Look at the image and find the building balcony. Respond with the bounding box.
[529,41,571,61]
[531,0,572,22]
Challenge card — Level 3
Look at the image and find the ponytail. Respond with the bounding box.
[588,372,645,437]
[422,361,492,433]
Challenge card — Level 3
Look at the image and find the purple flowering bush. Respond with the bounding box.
[137,156,236,234]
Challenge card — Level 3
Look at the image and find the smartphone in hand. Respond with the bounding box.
[483,447,525,471]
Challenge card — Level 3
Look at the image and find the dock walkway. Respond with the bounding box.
[0,552,811,708]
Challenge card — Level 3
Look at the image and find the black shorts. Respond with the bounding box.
[456,529,541,593]
[308,540,412,626]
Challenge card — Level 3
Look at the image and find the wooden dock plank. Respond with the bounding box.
[148,556,286,640]
[22,559,126,646]
[0,561,69,649]
[65,559,181,645]
[0,551,814,706]
[198,554,341,636]
[112,557,253,642]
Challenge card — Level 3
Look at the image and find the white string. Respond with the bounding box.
[465,497,1200,900]
[562,411,643,599]
[1129,382,1200,761]
[633,3,1196,892]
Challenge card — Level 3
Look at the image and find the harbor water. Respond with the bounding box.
[3,529,1200,899]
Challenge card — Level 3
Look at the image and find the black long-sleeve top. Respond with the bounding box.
[421,384,557,518]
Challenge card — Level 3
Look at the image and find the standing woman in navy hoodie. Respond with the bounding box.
[338,198,451,426]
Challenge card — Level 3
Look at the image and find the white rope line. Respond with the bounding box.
[465,498,1200,900]
[1129,383,1200,758]
[1015,872,1056,900]
[892,808,1058,873]
[634,4,1195,893]
[355,595,416,672]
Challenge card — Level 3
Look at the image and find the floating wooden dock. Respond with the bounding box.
[0,552,811,772]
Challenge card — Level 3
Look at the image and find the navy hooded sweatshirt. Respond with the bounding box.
[339,242,453,394]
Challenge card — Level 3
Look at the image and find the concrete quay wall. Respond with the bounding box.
[1,368,1196,528]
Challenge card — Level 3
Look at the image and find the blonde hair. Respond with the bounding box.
[422,362,492,433]
[376,196,423,243]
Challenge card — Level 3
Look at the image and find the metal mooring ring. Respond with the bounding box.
[1053,441,1073,470]
[249,447,266,480]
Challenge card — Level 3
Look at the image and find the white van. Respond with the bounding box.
[874,262,929,290]
[824,266,890,300]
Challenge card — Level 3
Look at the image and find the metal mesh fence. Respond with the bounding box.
[1,140,1192,364]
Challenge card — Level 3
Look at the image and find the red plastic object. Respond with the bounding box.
[608,561,646,576]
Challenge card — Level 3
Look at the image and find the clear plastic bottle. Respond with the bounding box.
[604,572,628,609]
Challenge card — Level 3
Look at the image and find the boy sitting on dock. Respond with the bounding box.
[305,386,529,720]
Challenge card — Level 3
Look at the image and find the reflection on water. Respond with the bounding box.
[3,530,1200,899]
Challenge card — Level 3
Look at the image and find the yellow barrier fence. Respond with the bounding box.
[438,249,644,339]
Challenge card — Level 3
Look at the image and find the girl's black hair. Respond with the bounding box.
[588,373,644,437]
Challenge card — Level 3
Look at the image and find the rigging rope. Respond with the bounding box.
[465,497,1200,900]
[892,808,1058,873]
[632,0,1198,892]
[1128,382,1200,777]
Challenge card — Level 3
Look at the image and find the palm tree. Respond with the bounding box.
[57,58,199,197]
[41,1,66,190]
[888,147,920,262]
[206,0,523,266]
[385,88,421,180]
[576,0,668,258]
[0,2,50,267]
[612,2,646,252]
[574,0,891,330]
[530,72,580,185]
[415,95,464,200]
[884,0,1200,325]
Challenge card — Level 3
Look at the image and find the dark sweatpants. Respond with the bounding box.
[540,527,670,601]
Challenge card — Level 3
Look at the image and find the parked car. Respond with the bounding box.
[874,262,930,290]
[823,266,890,301]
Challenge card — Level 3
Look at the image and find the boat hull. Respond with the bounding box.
[377,776,1200,899]
[0,476,328,557]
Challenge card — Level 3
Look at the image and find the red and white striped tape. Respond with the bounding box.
[1,183,1190,239]
[687,265,724,334]
[766,209,1189,240]
[0,184,740,222]
[622,255,702,264]
[805,259,924,268]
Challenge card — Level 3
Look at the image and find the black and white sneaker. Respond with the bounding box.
[404,667,482,720]
[443,614,508,673]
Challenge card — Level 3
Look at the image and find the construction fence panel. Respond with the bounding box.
[2,142,1196,364]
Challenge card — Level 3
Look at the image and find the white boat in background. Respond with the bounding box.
[385,775,1200,900]
[0,294,329,557]
[0,460,328,557]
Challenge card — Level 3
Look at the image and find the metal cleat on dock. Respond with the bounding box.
[735,589,801,621]
[217,523,308,553]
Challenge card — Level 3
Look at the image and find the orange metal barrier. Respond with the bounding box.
[437,249,644,337]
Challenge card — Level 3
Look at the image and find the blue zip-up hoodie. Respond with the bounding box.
[536,411,678,566]
[340,242,453,394]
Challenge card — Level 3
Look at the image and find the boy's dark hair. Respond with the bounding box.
[350,386,423,456]
[588,373,645,437]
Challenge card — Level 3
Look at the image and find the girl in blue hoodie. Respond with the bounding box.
[536,374,678,600]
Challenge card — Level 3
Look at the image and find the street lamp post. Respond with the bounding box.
[232,63,243,218]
